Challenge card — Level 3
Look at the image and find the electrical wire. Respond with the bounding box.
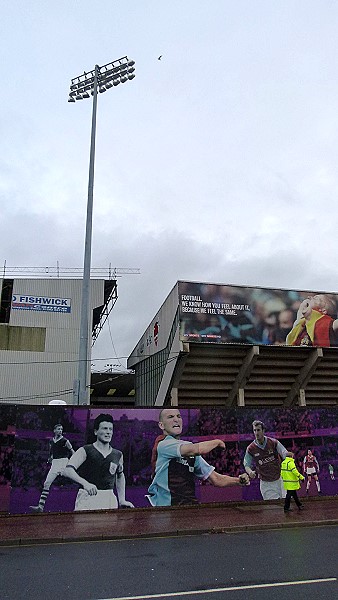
[0,388,74,402]
[106,312,124,369]
[0,351,180,366]
[0,354,179,401]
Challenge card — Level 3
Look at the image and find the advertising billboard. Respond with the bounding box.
[178,281,338,347]
[0,405,336,515]
[12,294,72,313]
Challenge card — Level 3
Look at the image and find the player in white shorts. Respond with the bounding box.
[303,449,321,494]
[64,413,134,511]
[30,424,74,512]
[244,420,292,500]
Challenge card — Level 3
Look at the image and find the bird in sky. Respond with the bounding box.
[158,55,162,60]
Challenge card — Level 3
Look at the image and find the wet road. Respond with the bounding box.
[0,525,337,599]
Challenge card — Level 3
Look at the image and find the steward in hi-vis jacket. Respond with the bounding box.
[281,454,305,513]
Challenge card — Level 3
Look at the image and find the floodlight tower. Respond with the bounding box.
[68,57,136,405]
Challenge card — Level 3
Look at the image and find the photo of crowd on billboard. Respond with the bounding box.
[1,405,336,515]
[178,281,338,348]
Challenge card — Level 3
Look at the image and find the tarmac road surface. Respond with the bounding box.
[0,525,337,600]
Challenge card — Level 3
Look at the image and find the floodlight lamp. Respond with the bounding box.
[106,82,113,89]
[82,91,90,98]
[120,76,128,83]
[99,86,107,93]
[76,94,83,100]
[113,79,120,86]
[68,96,76,103]
[128,73,135,80]
[127,60,135,67]
[128,66,135,74]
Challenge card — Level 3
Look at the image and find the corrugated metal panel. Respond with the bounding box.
[0,352,78,404]
[9,279,104,327]
[0,278,106,405]
[44,327,83,354]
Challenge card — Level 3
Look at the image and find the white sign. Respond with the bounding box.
[12,294,72,313]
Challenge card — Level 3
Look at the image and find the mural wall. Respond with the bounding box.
[0,405,336,515]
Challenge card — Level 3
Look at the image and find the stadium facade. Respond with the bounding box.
[0,277,117,404]
[128,280,338,407]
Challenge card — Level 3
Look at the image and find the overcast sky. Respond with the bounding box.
[2,1,338,371]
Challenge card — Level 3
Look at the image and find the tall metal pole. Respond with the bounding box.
[69,57,135,405]
[77,66,99,405]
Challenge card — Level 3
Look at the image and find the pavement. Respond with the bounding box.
[0,495,337,546]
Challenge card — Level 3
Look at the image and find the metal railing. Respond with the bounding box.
[1,262,140,279]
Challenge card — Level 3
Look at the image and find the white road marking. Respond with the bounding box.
[98,577,337,600]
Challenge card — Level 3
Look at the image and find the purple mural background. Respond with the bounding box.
[0,405,336,515]
[0,405,17,512]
